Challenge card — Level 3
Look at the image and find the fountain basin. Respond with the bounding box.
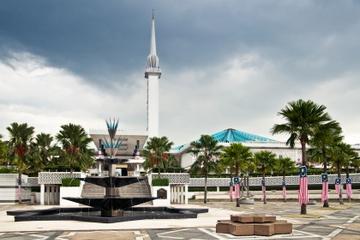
[7,206,208,223]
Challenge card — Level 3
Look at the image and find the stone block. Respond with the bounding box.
[231,214,254,223]
[274,220,292,234]
[229,222,254,236]
[253,215,276,223]
[216,220,231,234]
[254,223,275,236]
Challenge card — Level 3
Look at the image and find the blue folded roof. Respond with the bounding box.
[171,128,276,154]
[212,128,276,143]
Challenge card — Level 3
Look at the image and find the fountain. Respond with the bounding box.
[7,119,207,223]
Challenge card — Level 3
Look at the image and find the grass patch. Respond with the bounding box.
[152,178,169,186]
[61,178,80,187]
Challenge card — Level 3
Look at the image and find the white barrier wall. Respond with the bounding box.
[0,174,31,203]
[60,186,82,206]
[151,186,171,206]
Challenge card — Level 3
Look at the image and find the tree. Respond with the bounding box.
[329,142,357,205]
[0,134,9,166]
[56,124,94,172]
[272,99,335,214]
[254,151,276,204]
[7,122,35,203]
[220,143,252,206]
[275,156,296,202]
[143,136,174,176]
[29,133,56,175]
[308,122,342,207]
[188,135,222,204]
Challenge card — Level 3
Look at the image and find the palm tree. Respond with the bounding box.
[308,122,342,207]
[56,124,94,172]
[29,133,56,175]
[143,136,174,176]
[220,143,252,206]
[188,135,222,204]
[275,156,296,202]
[7,122,35,203]
[272,99,335,214]
[0,134,9,166]
[254,151,276,204]
[329,142,357,205]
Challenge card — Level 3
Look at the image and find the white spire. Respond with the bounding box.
[145,11,161,78]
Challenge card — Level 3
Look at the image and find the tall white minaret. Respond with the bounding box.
[145,13,161,138]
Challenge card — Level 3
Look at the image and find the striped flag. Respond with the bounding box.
[335,177,341,195]
[234,183,240,199]
[298,176,309,204]
[346,178,352,199]
[321,181,329,202]
[321,173,329,203]
[298,166,309,205]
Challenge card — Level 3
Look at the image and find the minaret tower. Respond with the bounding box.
[145,12,161,138]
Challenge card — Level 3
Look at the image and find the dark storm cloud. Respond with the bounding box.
[1,1,360,87]
[1,0,360,144]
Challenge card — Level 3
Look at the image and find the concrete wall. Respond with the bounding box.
[0,174,31,203]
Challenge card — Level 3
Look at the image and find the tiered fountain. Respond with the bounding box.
[7,119,207,223]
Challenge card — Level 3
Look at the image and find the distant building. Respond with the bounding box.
[171,128,360,170]
[171,128,301,169]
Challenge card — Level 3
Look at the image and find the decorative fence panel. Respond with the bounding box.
[189,174,360,187]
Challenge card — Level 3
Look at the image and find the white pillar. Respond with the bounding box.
[40,184,45,205]
[182,185,185,204]
[147,74,159,137]
[177,185,180,204]
[171,185,174,204]
[185,185,188,204]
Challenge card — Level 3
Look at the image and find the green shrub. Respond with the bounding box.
[152,178,169,186]
[61,178,80,187]
[0,167,17,174]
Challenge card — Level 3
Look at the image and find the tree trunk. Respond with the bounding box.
[262,170,266,204]
[235,164,240,207]
[204,174,208,204]
[230,173,233,202]
[283,174,286,202]
[18,171,22,204]
[323,157,329,208]
[300,139,307,215]
[246,174,250,198]
[337,164,343,205]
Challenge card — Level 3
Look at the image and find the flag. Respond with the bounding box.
[346,178,352,199]
[321,181,329,202]
[234,183,240,199]
[321,173,329,203]
[298,166,309,205]
[335,177,341,195]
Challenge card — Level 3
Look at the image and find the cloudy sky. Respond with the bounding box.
[0,1,360,145]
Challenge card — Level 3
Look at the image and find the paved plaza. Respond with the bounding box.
[1,202,360,239]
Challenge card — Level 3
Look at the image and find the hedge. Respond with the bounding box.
[152,178,169,186]
[61,178,80,187]
[0,167,17,173]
